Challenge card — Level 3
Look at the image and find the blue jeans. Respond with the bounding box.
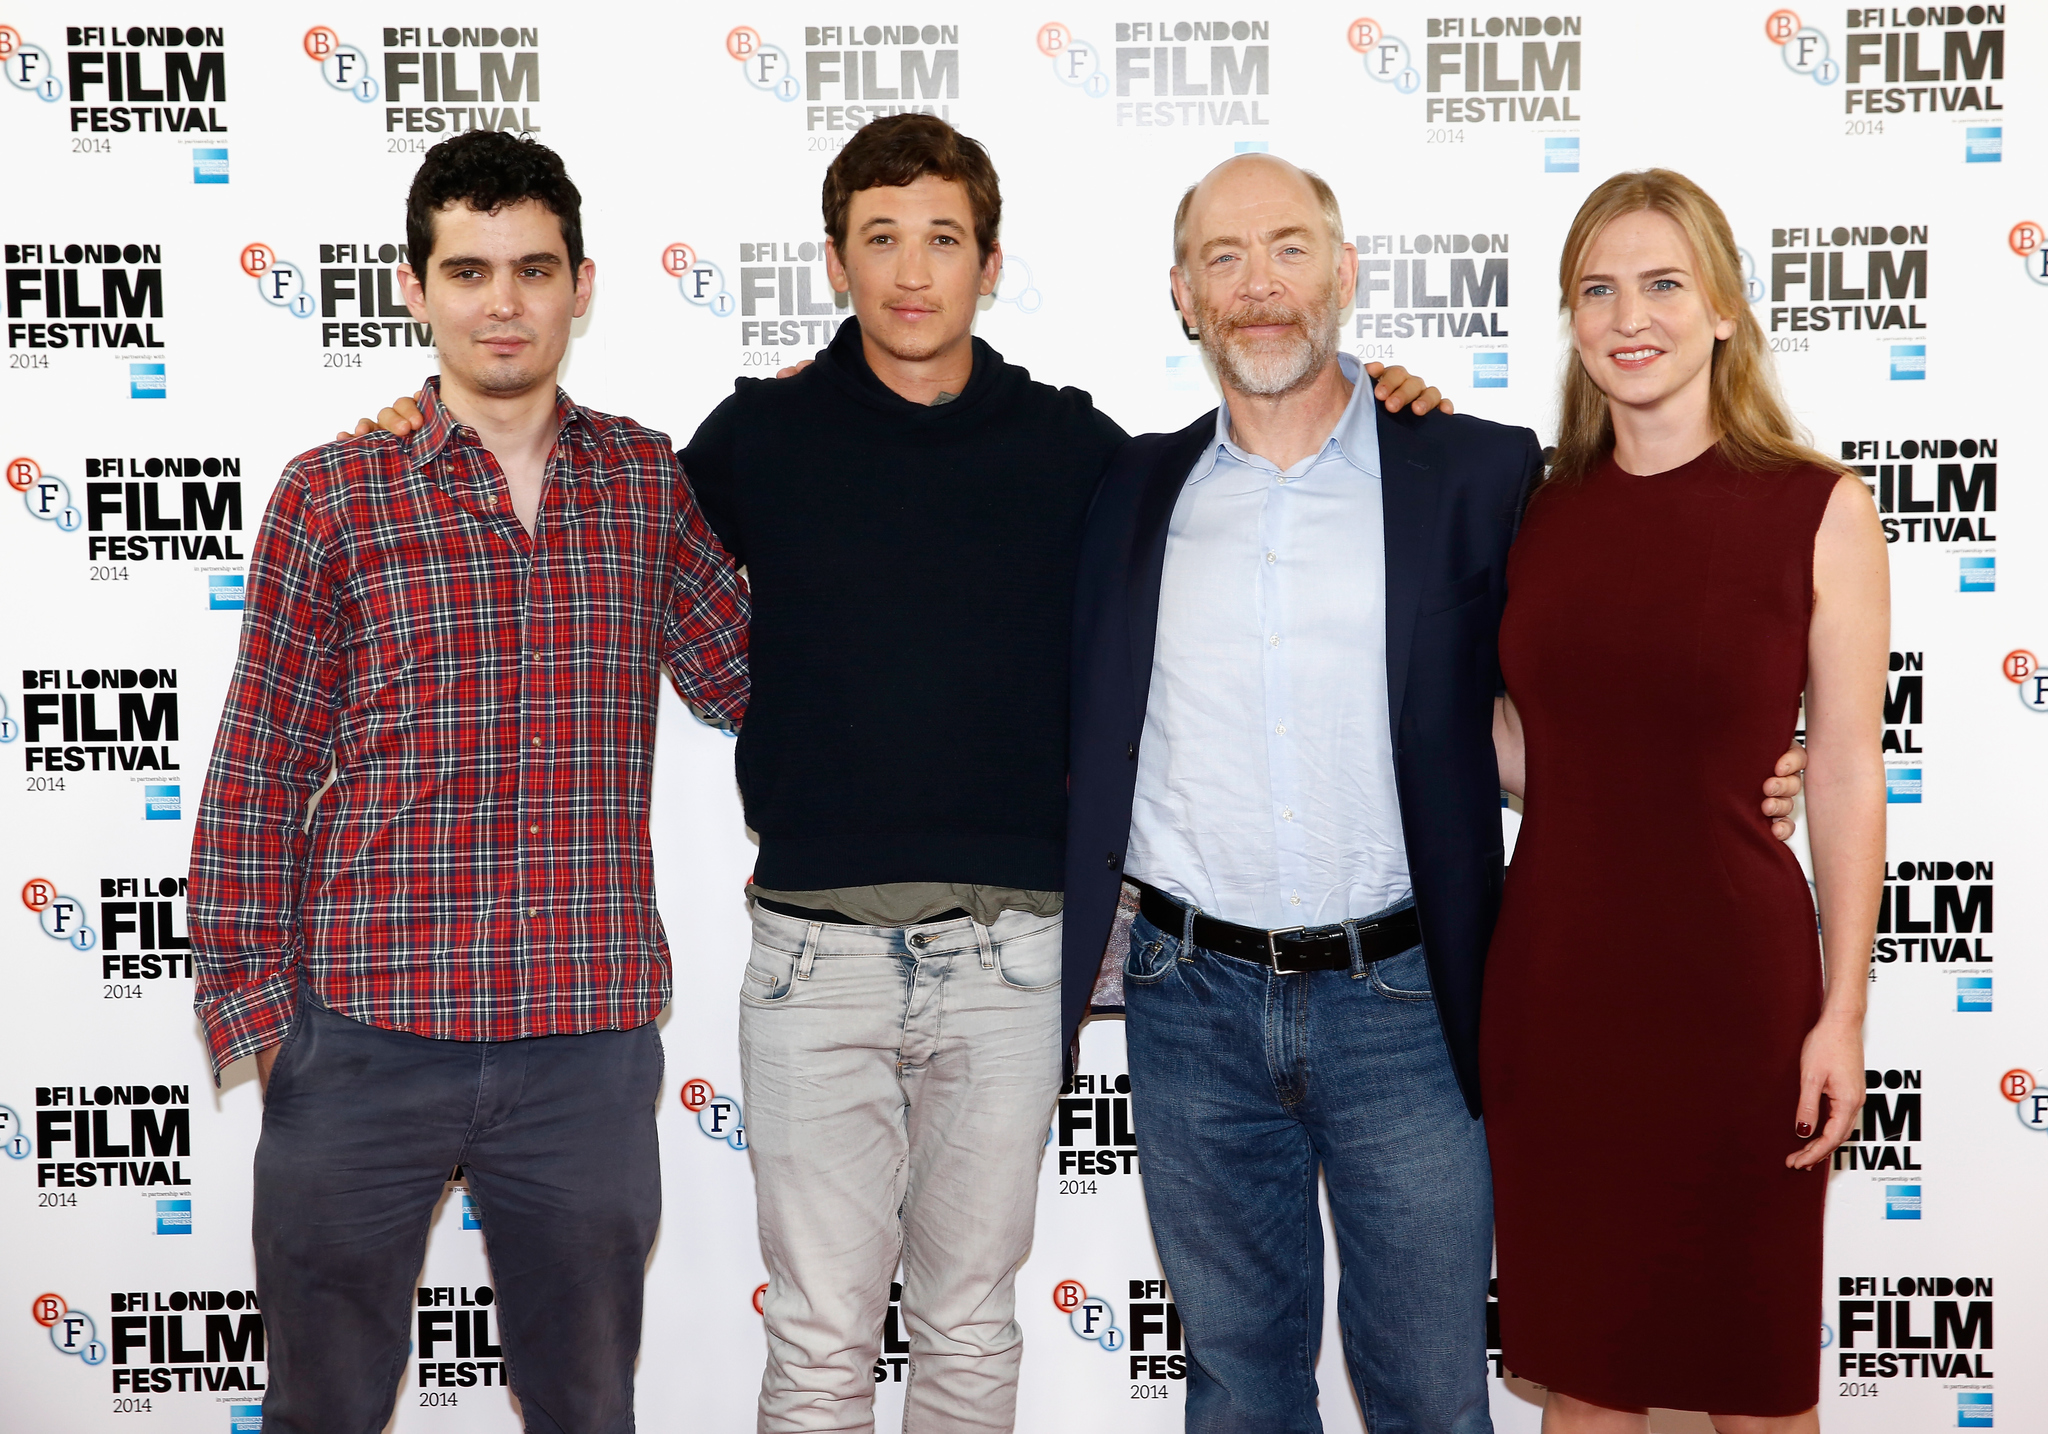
[1123,906,1494,1434]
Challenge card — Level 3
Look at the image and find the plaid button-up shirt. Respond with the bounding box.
[190,380,749,1076]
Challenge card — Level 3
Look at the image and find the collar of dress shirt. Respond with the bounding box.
[1188,350,1379,484]
[406,373,589,467]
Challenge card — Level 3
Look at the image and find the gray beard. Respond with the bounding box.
[1202,307,1341,398]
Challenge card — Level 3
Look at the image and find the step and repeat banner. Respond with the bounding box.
[2,3,2043,1431]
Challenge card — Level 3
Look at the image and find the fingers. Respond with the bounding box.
[1788,1080,1861,1169]
[1363,361,1387,380]
[772,359,815,380]
[394,395,424,431]
[375,406,410,436]
[1761,775,1801,799]
[1775,743,1809,777]
[1770,817,1797,842]
[1411,385,1448,416]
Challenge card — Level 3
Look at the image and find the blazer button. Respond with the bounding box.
[1106,852,1120,869]
[1127,743,1136,759]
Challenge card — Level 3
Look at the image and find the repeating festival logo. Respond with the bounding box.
[1839,435,1996,592]
[1833,1272,1993,1381]
[4,242,167,385]
[2004,647,2047,715]
[1832,1069,1925,1191]
[32,1292,108,1370]
[8,451,246,597]
[416,1285,506,1394]
[23,873,196,987]
[1764,222,1929,377]
[241,239,433,355]
[300,25,540,149]
[1037,15,1271,130]
[1767,7,2007,147]
[21,1083,196,1210]
[2001,1066,2047,1134]
[2012,220,2048,285]
[1871,857,1992,991]
[1351,226,1511,384]
[0,24,227,147]
[679,1077,746,1151]
[106,1288,265,1395]
[1052,1280,1129,1354]
[727,23,959,139]
[1348,14,1581,168]
[1882,651,1924,802]
[1055,1070,1140,1179]
[14,665,185,812]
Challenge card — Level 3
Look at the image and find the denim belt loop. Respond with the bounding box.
[974,918,996,970]
[1180,898,1197,953]
[1342,919,1368,978]
[797,922,823,981]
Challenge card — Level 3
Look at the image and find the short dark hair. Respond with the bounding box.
[405,131,584,283]
[821,114,1000,262]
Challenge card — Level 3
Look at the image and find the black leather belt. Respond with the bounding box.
[1132,881,1420,974]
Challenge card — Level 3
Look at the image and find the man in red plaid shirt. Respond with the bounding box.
[188,131,748,1434]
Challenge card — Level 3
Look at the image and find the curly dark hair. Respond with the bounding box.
[405,131,584,284]
[821,114,1000,262]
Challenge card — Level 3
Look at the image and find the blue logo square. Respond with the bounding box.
[129,363,166,399]
[1964,127,2000,163]
[230,1406,263,1434]
[1473,352,1508,388]
[192,147,229,183]
[1959,1391,1993,1426]
[208,575,246,610]
[1885,1184,1922,1220]
[1959,556,1994,592]
[1543,137,1579,172]
[145,784,181,820]
[156,1198,192,1234]
[1885,767,1921,804]
[1957,976,1992,1013]
[1889,345,1926,381]
[462,1191,482,1230]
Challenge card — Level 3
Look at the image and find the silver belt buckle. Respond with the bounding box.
[1265,924,1308,971]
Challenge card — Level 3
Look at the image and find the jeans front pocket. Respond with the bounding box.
[1367,944,1433,1001]
[1123,917,1181,987]
[740,940,802,1005]
[994,922,1064,993]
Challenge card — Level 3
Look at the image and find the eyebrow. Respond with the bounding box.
[1199,223,1315,258]
[437,251,562,271]
[1580,265,1687,283]
[858,215,967,233]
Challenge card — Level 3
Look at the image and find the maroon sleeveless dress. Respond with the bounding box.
[1481,446,1839,1416]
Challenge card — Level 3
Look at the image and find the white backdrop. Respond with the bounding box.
[2,4,2044,1431]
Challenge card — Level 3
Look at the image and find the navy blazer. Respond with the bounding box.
[1062,403,1542,1117]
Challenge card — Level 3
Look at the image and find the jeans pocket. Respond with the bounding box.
[994,921,1063,992]
[740,941,801,1005]
[1367,944,1433,1001]
[1123,921,1180,987]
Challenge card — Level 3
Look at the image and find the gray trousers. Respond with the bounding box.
[252,997,663,1434]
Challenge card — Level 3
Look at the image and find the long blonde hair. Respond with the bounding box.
[1550,169,1851,485]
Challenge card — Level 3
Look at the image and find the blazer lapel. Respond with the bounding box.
[1378,409,1440,737]
[1126,413,1219,726]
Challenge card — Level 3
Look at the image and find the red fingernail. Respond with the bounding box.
[1796,1122,1812,1137]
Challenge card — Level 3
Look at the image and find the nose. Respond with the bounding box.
[485,270,522,319]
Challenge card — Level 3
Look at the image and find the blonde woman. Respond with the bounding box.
[1482,170,1888,1433]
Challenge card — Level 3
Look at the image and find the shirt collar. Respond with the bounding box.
[1189,350,1382,484]
[406,374,589,467]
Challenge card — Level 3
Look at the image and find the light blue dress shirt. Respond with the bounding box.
[1126,352,1412,930]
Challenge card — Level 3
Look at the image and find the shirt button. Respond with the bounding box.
[1269,635,1281,647]
[1282,808,1294,821]
[489,495,500,507]
[528,908,539,919]
[1277,476,1290,485]
[532,737,542,748]
[529,823,539,835]
[1276,723,1286,735]
[1266,551,1276,563]
[1290,894,1302,906]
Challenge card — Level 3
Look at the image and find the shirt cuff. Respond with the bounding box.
[197,969,298,1085]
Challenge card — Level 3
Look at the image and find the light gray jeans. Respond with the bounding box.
[739,904,1065,1433]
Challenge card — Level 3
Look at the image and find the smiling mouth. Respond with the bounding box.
[1611,346,1664,367]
